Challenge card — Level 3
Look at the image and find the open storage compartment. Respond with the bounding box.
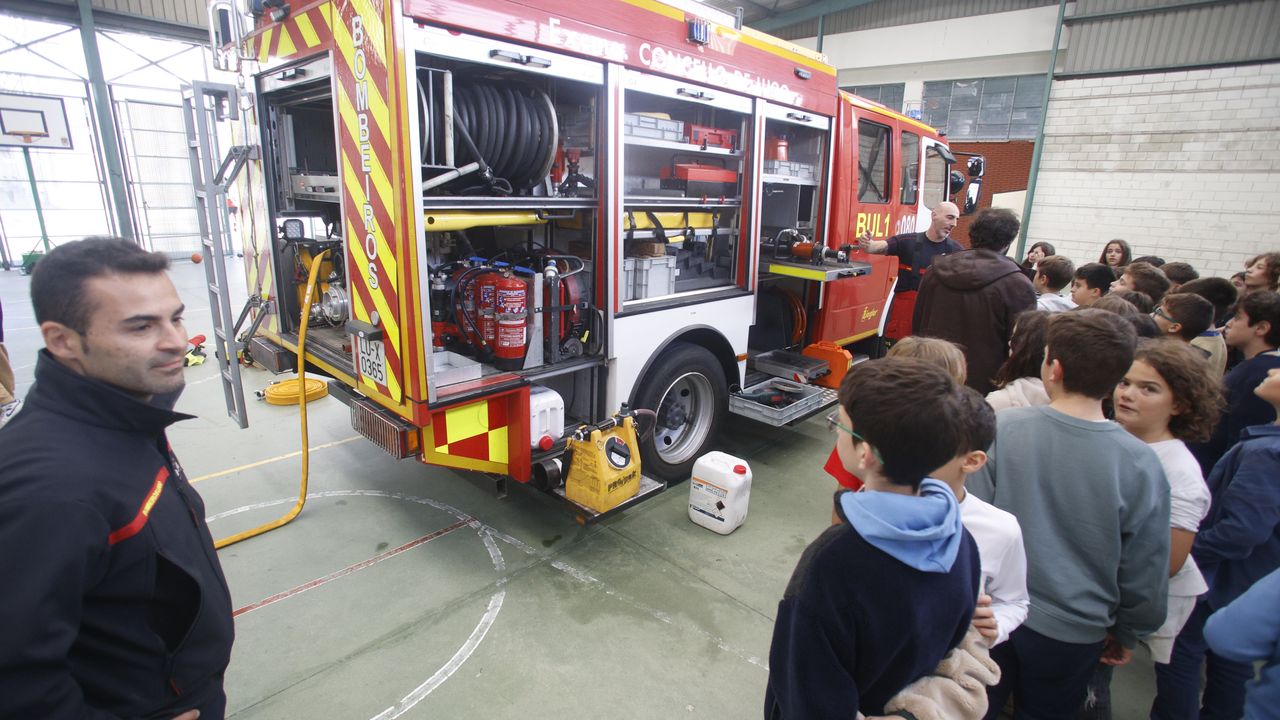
[256,54,354,373]
[621,71,749,302]
[409,28,609,416]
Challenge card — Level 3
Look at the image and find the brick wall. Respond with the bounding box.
[949,140,1035,248]
[1025,62,1280,277]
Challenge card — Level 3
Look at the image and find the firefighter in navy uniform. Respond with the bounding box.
[0,238,233,720]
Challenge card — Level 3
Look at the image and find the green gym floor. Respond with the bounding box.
[2,259,1160,719]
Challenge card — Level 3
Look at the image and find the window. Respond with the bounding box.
[922,75,1046,140]
[922,146,948,210]
[900,131,919,205]
[846,83,905,113]
[857,119,890,204]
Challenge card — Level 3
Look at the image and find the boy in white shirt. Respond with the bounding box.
[935,386,1030,646]
[1034,256,1076,314]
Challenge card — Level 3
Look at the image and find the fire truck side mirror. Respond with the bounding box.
[948,170,966,197]
[964,178,983,215]
[967,156,985,178]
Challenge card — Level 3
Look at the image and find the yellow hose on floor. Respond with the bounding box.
[215,249,329,549]
[262,377,328,405]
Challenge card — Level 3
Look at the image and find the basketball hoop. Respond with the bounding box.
[7,131,45,145]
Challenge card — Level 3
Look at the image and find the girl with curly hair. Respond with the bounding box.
[1082,339,1225,718]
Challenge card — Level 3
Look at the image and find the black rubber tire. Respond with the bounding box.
[632,341,728,484]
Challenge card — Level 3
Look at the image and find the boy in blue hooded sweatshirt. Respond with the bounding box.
[765,358,981,719]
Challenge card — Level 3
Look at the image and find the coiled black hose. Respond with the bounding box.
[453,80,558,193]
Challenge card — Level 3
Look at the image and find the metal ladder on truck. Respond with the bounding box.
[182,81,258,429]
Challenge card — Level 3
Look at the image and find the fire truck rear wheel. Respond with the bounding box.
[634,342,727,484]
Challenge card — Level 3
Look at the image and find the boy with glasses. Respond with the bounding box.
[766,359,980,719]
[1151,293,1215,352]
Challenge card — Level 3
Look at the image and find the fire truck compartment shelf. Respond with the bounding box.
[431,351,482,386]
[729,378,837,427]
[751,350,830,383]
[762,160,817,181]
[422,211,549,232]
[289,172,341,202]
[420,197,598,210]
[624,197,740,208]
[763,260,872,283]
[513,355,606,382]
[623,136,741,158]
[762,173,819,187]
[553,474,666,525]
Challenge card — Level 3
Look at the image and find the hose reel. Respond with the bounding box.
[451,80,559,194]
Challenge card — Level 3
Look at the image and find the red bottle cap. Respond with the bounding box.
[733,464,747,475]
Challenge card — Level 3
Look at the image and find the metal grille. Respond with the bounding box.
[351,397,418,459]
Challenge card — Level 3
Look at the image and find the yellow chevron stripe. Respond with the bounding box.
[338,148,399,291]
[331,11,393,147]
[319,3,333,35]
[345,256,403,399]
[342,214,401,340]
[296,11,321,48]
[350,0,387,66]
[335,85,396,242]
[276,27,298,57]
[258,26,274,63]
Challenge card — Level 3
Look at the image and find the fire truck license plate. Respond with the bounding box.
[357,337,387,385]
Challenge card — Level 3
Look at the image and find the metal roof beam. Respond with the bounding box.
[0,0,207,44]
[752,0,878,32]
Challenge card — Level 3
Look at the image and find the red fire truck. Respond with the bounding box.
[195,0,978,521]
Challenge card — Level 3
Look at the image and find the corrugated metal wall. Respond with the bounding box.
[1062,0,1280,76]
[774,0,1057,40]
[91,0,206,27]
[5,0,207,32]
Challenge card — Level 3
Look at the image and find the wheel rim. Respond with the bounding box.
[653,371,715,466]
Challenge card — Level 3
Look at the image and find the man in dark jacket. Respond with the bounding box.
[0,238,234,720]
[913,208,1037,395]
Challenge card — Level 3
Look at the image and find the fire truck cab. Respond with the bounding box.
[201,0,977,521]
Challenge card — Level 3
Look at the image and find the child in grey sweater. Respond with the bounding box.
[968,309,1171,719]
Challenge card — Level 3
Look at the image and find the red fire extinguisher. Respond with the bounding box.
[493,271,528,370]
[476,272,500,347]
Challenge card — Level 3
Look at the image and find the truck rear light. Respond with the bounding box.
[350,397,419,459]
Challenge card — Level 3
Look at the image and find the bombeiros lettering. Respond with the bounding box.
[350,14,379,291]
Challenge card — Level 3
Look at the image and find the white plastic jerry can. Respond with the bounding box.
[688,451,752,534]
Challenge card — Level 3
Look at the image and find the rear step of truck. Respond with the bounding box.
[553,475,666,526]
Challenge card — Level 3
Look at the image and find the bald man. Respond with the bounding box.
[862,202,962,339]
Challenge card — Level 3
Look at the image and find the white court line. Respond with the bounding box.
[207,491,506,720]
[212,488,765,720]
[369,591,506,720]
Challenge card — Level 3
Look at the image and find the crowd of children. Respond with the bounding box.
[766,248,1280,720]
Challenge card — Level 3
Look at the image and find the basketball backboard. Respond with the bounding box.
[0,92,73,150]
